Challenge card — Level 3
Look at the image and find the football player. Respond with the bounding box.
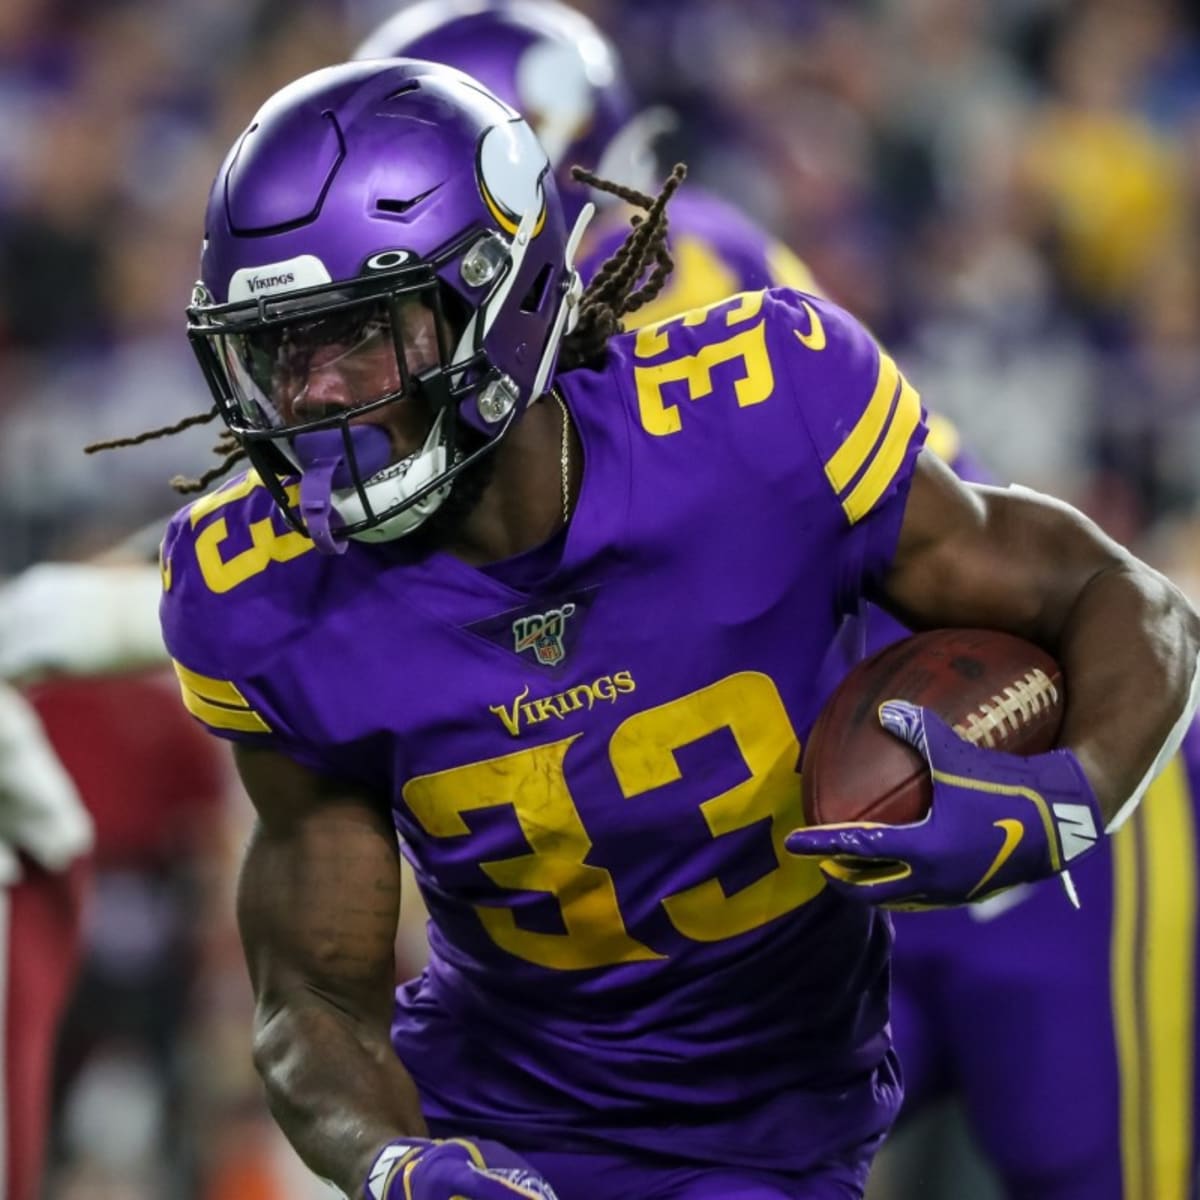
[354,14,1200,1197]
[40,4,1200,1195]
[90,54,1200,1200]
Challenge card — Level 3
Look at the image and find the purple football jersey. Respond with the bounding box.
[160,288,927,1170]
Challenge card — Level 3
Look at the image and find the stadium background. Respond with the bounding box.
[3,0,1200,1195]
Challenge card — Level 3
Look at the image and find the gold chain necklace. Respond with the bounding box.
[552,389,571,524]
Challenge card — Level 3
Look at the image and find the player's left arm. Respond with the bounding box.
[788,449,1200,907]
[882,451,1200,830]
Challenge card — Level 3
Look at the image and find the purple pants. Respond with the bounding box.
[890,751,1200,1200]
[509,1140,883,1200]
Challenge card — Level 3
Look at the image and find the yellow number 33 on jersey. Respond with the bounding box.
[632,290,777,436]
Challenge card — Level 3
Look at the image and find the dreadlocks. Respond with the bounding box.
[84,405,248,495]
[558,162,687,372]
[84,161,687,496]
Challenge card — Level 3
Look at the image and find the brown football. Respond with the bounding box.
[801,628,1065,827]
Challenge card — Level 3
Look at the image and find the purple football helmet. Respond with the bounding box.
[352,0,673,223]
[187,59,590,552]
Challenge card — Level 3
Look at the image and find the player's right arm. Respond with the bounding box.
[164,468,558,1198]
[233,743,427,1194]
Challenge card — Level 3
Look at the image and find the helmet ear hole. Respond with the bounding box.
[519,263,554,314]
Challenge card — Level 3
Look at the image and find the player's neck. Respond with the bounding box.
[445,393,581,566]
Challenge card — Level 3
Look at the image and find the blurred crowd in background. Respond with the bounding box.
[4,0,1200,1196]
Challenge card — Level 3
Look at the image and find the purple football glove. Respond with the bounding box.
[365,1137,559,1200]
[785,699,1105,908]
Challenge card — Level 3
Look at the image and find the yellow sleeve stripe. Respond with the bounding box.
[823,352,900,494]
[840,377,922,525]
[172,661,272,734]
[179,689,273,733]
[173,661,248,705]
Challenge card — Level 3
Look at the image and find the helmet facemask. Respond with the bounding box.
[187,207,589,554]
[188,255,494,553]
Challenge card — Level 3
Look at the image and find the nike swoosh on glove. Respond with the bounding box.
[365,1137,560,1200]
[785,700,1104,908]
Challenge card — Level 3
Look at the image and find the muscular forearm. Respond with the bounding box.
[253,992,428,1195]
[1052,562,1200,828]
[885,468,1200,831]
[233,752,423,1193]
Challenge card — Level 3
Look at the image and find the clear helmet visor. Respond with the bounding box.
[214,295,443,449]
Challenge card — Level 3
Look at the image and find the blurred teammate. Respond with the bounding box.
[0,681,93,1200]
[352,0,819,311]
[887,741,1200,1200]
[86,52,1200,1200]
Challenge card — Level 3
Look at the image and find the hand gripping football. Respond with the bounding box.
[802,629,1065,826]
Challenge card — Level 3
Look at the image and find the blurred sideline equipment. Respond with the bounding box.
[0,681,92,1200]
[0,562,165,682]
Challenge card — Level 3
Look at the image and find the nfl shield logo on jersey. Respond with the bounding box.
[513,603,576,665]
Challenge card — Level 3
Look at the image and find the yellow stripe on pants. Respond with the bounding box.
[1112,756,1197,1199]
